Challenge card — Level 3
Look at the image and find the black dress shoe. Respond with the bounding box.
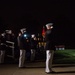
[45,72,51,74]
[51,71,56,73]
[46,71,56,74]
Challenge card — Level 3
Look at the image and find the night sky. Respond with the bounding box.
[0,0,75,48]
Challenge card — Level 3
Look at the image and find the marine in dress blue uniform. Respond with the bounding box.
[45,23,55,73]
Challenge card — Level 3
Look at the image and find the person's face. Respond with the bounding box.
[46,25,53,29]
[1,33,4,36]
[19,33,21,36]
[34,37,37,40]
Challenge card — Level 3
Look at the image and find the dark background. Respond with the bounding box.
[0,0,75,48]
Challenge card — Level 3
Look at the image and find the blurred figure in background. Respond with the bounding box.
[18,28,26,68]
[17,28,31,68]
[5,30,16,60]
[0,32,6,64]
[30,34,37,62]
[5,30,15,42]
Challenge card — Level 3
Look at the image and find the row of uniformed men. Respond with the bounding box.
[0,29,38,67]
[0,23,56,74]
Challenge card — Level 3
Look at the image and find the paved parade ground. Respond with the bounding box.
[0,49,75,75]
[0,62,75,75]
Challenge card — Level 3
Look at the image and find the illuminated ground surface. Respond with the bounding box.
[0,49,75,75]
[0,62,75,75]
